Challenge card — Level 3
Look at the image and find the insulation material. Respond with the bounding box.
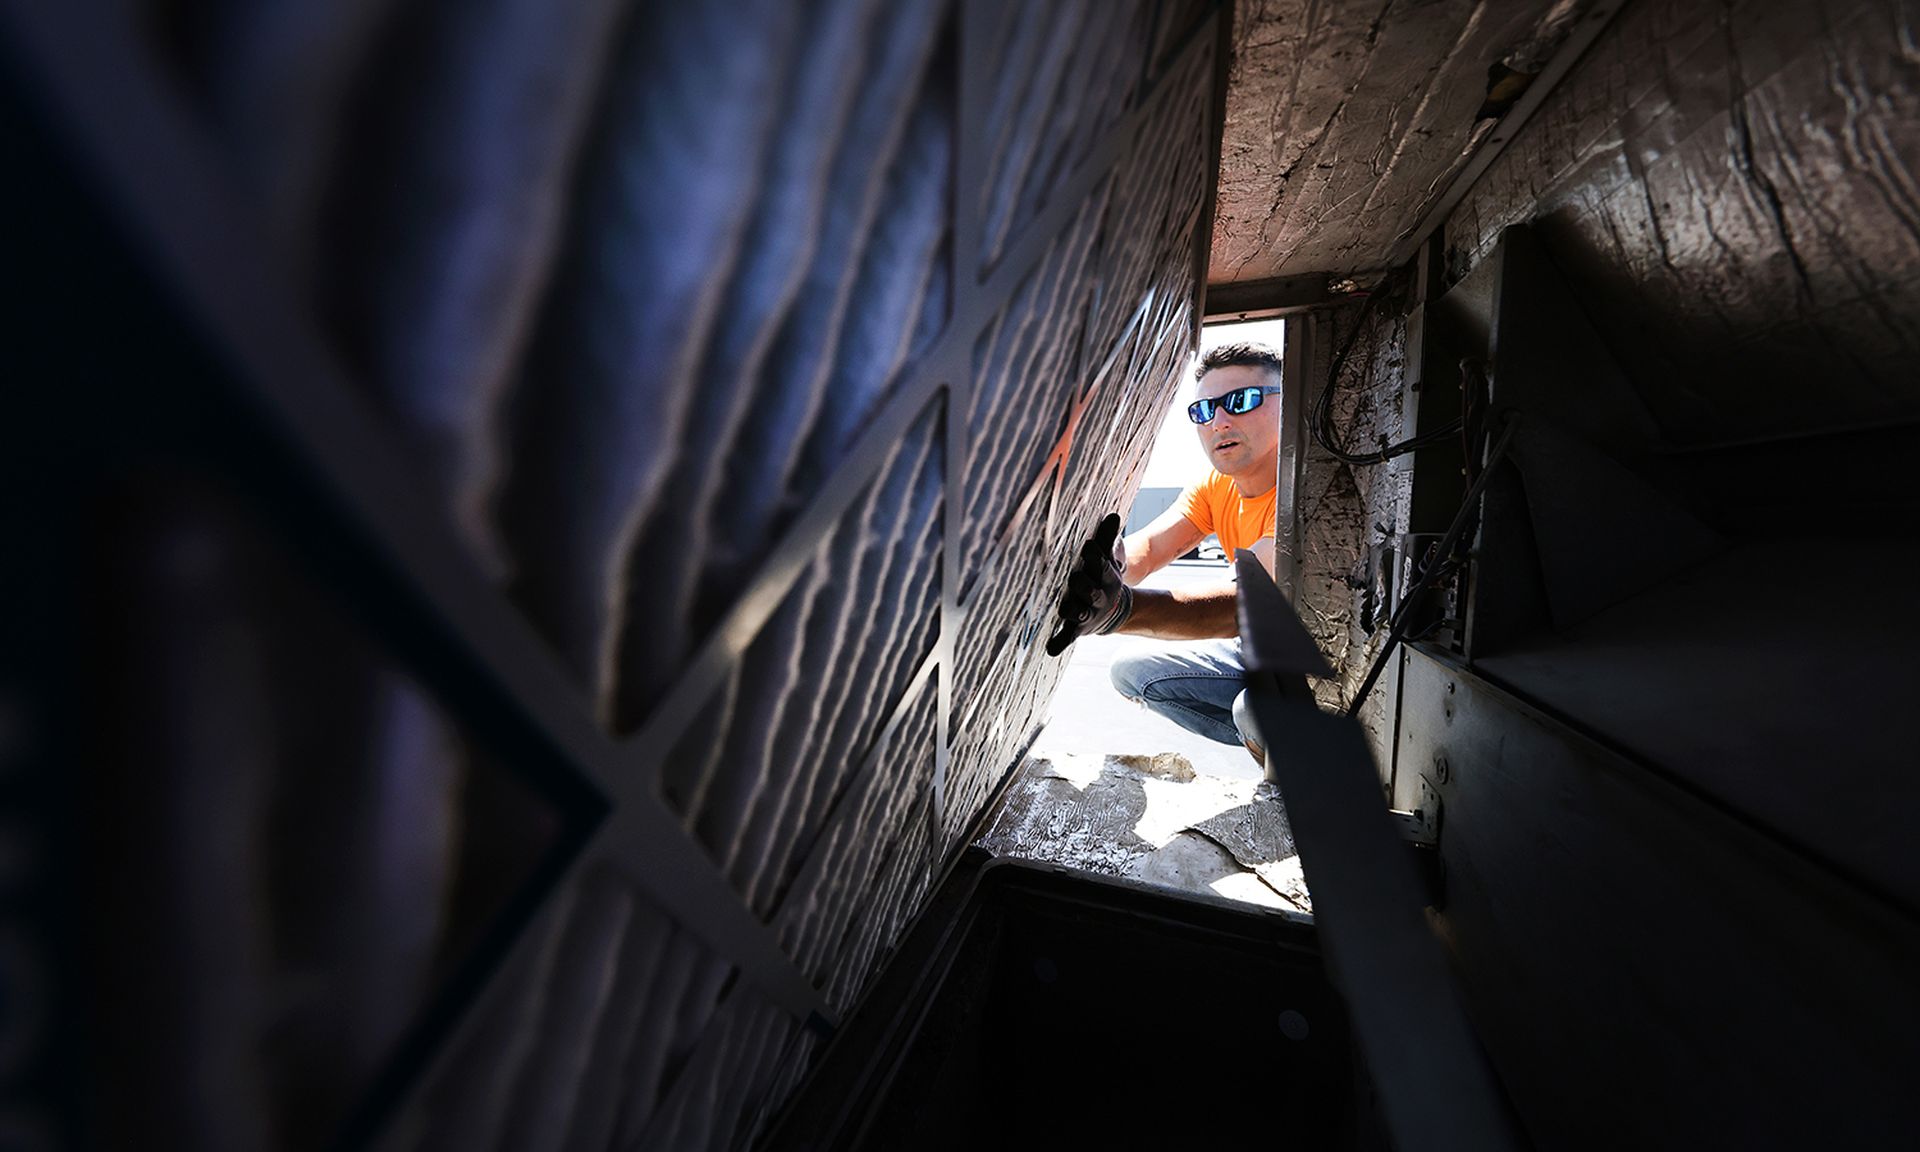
[1446,0,1920,442]
[1289,293,1419,740]
[1209,0,1597,284]
[1278,0,1920,755]
[1281,0,1920,731]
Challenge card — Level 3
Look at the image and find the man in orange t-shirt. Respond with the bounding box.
[1045,342,1283,759]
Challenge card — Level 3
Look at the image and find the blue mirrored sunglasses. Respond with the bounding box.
[1187,385,1281,425]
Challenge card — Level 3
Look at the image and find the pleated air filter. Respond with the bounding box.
[8,0,1228,1146]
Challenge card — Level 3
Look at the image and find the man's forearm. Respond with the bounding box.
[1114,583,1238,640]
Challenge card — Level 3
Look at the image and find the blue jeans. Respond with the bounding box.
[1109,639,1258,750]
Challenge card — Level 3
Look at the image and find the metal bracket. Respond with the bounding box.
[1237,555,1518,1151]
[1390,775,1443,849]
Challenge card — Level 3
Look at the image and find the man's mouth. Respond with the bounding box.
[1214,438,1241,451]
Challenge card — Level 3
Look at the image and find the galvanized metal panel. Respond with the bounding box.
[1398,646,1920,1148]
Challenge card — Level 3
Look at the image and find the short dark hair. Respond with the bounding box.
[1195,340,1283,385]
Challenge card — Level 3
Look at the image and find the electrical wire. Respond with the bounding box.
[1311,286,1465,466]
[1345,412,1523,718]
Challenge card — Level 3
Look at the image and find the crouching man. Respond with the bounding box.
[1046,342,1284,763]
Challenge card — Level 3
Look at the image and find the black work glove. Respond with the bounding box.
[1045,512,1133,656]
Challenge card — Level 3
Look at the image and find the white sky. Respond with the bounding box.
[1139,317,1288,489]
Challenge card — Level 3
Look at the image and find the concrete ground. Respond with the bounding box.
[1029,558,1262,783]
[987,559,1312,914]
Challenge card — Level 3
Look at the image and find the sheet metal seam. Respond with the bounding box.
[1412,642,1920,933]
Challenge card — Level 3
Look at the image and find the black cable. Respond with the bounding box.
[1310,286,1464,466]
[1345,413,1522,718]
[1460,359,1477,486]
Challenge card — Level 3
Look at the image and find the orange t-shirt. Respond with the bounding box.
[1173,470,1276,558]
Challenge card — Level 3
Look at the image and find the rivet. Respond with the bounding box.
[1278,1009,1311,1041]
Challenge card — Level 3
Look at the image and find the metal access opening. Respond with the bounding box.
[762,855,1371,1151]
[970,318,1312,914]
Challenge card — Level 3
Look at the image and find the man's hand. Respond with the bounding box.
[1045,513,1132,656]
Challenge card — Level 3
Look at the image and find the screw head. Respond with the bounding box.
[1278,1009,1311,1041]
[1433,754,1451,785]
